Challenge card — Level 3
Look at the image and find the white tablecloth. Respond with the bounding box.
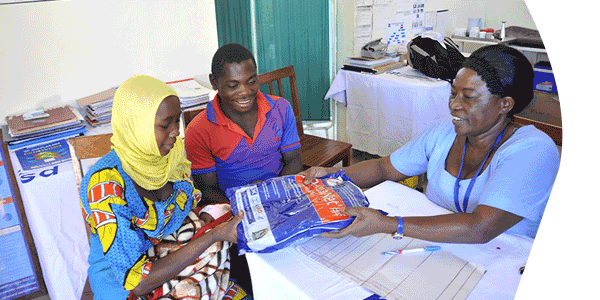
[325,68,452,157]
[246,180,534,300]
[6,125,112,300]
[9,148,89,300]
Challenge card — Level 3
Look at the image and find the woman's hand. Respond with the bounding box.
[298,167,338,184]
[321,207,395,239]
[211,210,244,244]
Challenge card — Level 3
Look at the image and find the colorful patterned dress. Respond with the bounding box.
[80,150,236,299]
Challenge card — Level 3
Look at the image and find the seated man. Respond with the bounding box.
[185,42,302,202]
[184,43,303,293]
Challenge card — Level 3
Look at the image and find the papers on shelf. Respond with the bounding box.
[345,56,395,67]
[3,106,87,150]
[76,79,213,128]
[342,60,406,74]
[6,106,80,136]
[76,87,116,127]
[166,78,212,110]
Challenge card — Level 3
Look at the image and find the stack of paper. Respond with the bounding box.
[343,57,406,74]
[76,87,117,127]
[166,78,212,112]
[3,105,86,149]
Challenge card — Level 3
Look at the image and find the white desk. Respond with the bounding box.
[325,68,451,157]
[246,181,534,300]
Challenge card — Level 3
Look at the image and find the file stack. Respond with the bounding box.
[77,87,117,127]
[3,105,86,150]
[166,78,212,112]
[342,56,406,74]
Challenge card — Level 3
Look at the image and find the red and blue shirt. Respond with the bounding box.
[184,91,301,191]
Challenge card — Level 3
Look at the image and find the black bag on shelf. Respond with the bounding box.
[406,35,465,81]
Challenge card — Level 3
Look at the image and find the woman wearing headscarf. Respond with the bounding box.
[79,75,249,299]
[300,44,560,243]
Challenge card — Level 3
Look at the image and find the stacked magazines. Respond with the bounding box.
[3,105,86,150]
[77,87,117,127]
[77,79,213,128]
[165,78,212,112]
[342,56,406,74]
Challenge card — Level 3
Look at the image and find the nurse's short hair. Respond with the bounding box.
[461,44,534,116]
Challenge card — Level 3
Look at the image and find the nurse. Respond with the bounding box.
[301,44,560,243]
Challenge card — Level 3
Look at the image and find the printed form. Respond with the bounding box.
[296,181,486,300]
[297,233,485,300]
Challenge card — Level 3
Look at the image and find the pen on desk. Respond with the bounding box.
[381,246,441,256]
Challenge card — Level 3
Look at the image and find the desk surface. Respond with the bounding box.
[246,181,533,300]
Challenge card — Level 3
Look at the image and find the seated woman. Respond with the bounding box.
[301,44,560,243]
[79,75,248,300]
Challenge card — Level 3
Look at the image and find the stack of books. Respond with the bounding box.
[77,79,212,128]
[77,87,117,127]
[3,105,86,149]
[342,57,406,74]
[166,78,212,112]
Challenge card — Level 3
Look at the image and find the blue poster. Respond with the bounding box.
[14,139,71,171]
[0,144,42,299]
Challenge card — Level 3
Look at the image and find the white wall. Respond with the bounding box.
[0,0,219,123]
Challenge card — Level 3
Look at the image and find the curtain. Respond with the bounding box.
[214,0,330,120]
[214,0,253,50]
[255,0,330,120]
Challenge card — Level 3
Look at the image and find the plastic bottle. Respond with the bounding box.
[500,21,506,41]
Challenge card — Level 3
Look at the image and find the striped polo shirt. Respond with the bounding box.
[184,91,301,191]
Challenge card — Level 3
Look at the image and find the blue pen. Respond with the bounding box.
[381,246,441,256]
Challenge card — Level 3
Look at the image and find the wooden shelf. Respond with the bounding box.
[450,35,516,45]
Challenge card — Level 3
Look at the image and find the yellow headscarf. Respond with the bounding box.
[110,75,191,191]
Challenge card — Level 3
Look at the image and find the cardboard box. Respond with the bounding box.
[517,91,561,126]
[514,91,562,145]
[533,61,558,94]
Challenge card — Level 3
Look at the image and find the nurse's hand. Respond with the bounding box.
[321,207,395,238]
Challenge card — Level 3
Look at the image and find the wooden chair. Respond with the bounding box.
[67,133,114,196]
[66,133,113,300]
[259,65,353,169]
[514,116,562,146]
[183,108,205,128]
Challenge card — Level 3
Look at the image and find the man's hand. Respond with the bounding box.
[297,167,337,185]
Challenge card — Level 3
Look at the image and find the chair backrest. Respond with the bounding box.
[258,65,304,136]
[67,133,113,192]
[67,133,113,241]
[183,108,205,128]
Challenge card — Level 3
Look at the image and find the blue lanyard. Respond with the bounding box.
[453,125,508,212]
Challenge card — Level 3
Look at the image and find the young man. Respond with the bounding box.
[185,43,302,203]
[184,43,303,293]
